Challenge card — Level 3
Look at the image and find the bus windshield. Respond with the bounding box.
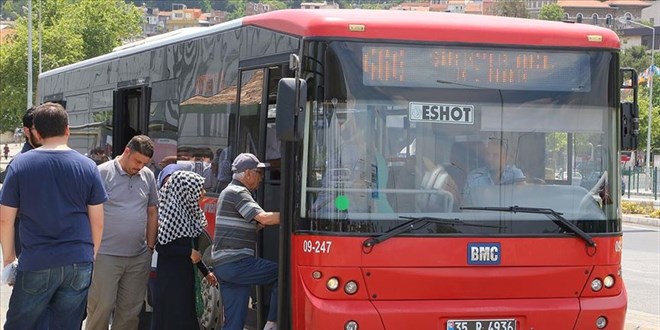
[301,41,619,235]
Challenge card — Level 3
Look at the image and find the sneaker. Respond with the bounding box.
[263,321,277,330]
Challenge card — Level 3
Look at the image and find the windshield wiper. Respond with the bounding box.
[362,216,503,248]
[460,206,596,247]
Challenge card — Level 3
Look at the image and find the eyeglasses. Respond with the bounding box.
[252,169,265,177]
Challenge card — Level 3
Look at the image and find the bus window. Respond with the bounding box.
[237,69,265,155]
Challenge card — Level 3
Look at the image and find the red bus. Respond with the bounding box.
[38,9,638,330]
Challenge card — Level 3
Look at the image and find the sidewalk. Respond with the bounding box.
[623,214,660,227]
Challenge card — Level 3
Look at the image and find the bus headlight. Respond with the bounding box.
[591,278,603,291]
[596,316,607,329]
[326,277,340,291]
[345,320,358,330]
[344,280,358,295]
[603,275,615,288]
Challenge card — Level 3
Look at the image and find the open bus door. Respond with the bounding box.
[112,85,152,157]
[233,62,293,329]
[275,54,308,329]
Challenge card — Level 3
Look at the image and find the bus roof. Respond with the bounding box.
[244,9,619,49]
[39,19,242,78]
[40,9,619,79]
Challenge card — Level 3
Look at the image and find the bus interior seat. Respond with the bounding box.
[387,156,417,212]
[464,184,606,220]
[416,166,456,212]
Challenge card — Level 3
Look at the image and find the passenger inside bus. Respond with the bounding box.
[214,146,233,193]
[88,147,110,165]
[157,147,216,190]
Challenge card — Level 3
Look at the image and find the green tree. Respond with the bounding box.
[262,0,287,10]
[226,0,246,20]
[200,0,213,12]
[1,0,17,20]
[538,3,563,21]
[0,0,143,132]
[494,0,529,18]
[621,49,660,156]
[361,3,392,10]
[68,0,144,58]
[1,0,31,20]
[621,45,651,74]
[636,76,660,155]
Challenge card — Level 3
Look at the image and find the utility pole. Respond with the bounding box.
[39,0,42,74]
[622,18,656,185]
[27,1,33,108]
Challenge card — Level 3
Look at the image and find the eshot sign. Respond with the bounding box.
[409,102,474,124]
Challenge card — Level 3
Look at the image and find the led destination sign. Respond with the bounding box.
[362,45,591,92]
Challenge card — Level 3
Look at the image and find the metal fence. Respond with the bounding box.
[623,166,658,200]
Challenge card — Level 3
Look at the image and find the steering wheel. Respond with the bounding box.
[526,177,546,184]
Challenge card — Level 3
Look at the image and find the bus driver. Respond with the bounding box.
[463,138,525,202]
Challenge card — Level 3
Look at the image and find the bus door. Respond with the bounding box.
[236,64,290,329]
[112,85,151,156]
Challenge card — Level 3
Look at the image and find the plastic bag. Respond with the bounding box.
[1,260,18,286]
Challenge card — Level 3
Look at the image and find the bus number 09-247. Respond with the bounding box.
[302,240,332,254]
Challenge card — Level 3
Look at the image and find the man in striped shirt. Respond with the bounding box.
[210,153,280,330]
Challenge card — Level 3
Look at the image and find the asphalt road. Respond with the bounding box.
[622,223,660,329]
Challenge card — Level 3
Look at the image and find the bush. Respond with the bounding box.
[622,200,659,216]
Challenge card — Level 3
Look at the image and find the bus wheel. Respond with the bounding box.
[198,275,222,330]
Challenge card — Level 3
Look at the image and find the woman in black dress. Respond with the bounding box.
[152,170,217,330]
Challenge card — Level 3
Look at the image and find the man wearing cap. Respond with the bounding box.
[210,152,280,330]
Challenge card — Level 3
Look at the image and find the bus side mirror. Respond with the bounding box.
[620,68,638,151]
[276,78,307,142]
[621,102,639,150]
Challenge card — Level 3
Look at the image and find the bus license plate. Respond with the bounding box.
[447,319,516,330]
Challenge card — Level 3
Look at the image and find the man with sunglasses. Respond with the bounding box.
[210,153,280,330]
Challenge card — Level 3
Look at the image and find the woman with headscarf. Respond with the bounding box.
[151,170,217,330]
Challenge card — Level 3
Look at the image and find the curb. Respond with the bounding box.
[623,214,660,227]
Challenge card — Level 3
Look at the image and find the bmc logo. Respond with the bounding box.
[467,242,501,265]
